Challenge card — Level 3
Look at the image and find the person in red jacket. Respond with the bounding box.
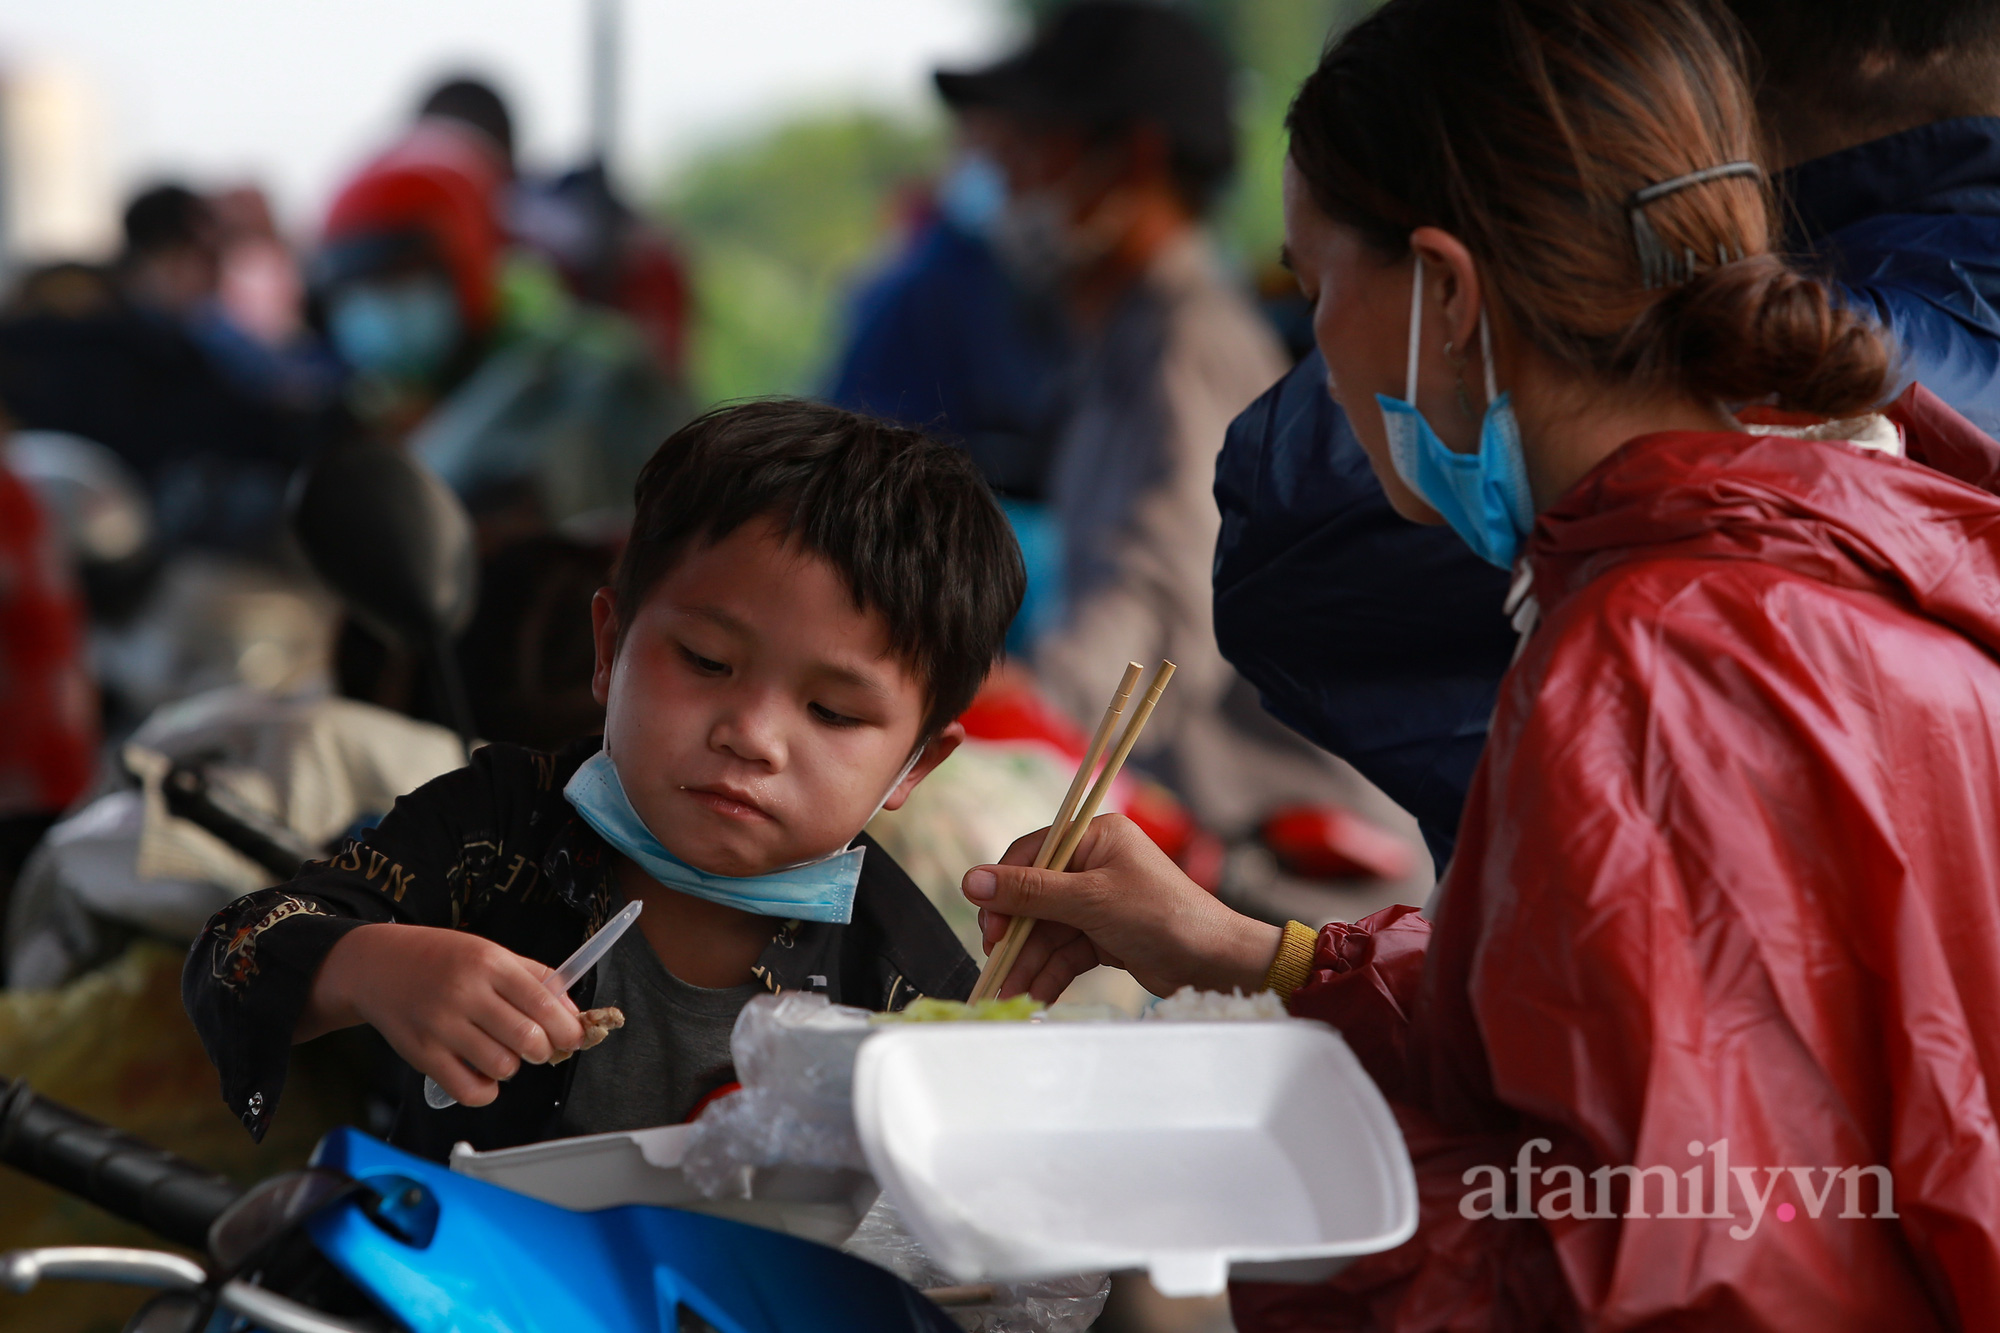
[958,0,2000,1326]
[0,460,98,916]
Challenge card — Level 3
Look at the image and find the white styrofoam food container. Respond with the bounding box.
[447,1124,878,1246]
[852,1020,1416,1297]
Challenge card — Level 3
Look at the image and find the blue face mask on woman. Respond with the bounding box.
[328,276,461,384]
[562,747,922,924]
[1374,262,1535,569]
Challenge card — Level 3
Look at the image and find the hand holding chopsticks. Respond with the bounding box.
[969,659,1176,1002]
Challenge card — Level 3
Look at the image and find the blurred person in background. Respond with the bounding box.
[0,453,98,921]
[334,524,614,753]
[1211,0,2000,868]
[828,118,1068,502]
[934,1,1389,845]
[826,109,1071,651]
[0,184,336,554]
[118,185,220,324]
[316,87,509,440]
[124,184,343,415]
[316,74,684,544]
[509,163,694,385]
[202,187,346,413]
[1743,0,2000,422]
[422,76,693,383]
[322,76,682,747]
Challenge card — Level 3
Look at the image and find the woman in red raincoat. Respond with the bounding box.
[960,0,2000,1327]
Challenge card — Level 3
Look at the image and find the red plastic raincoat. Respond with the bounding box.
[1239,397,2000,1331]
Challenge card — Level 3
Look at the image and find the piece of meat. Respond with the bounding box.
[549,1006,624,1064]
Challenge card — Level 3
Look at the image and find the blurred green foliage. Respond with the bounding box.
[1214,0,1363,273]
[656,0,1370,408]
[657,111,943,406]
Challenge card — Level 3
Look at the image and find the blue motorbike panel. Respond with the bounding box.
[306,1129,953,1333]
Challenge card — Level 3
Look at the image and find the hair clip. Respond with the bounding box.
[1627,161,1763,289]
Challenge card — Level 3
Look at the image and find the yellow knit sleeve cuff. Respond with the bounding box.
[1263,920,1319,999]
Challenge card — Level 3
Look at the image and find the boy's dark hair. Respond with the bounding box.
[613,400,1025,738]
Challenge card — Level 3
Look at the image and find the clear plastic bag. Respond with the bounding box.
[842,1196,1109,1333]
[684,994,1111,1331]
[680,992,875,1198]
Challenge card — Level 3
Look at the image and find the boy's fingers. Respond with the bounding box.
[426,1047,501,1107]
[496,963,587,1051]
[453,1019,525,1084]
[470,995,554,1067]
[528,962,583,1014]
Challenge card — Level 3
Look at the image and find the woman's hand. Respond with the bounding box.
[964,813,1285,1002]
[304,923,588,1108]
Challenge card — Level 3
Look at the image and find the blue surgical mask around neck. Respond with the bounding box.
[1374,262,1535,569]
[562,747,923,925]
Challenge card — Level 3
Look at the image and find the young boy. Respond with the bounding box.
[183,400,1026,1158]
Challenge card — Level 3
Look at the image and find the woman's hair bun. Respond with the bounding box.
[1632,254,1891,418]
[1285,0,1896,417]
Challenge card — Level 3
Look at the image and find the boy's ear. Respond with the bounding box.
[589,588,619,707]
[881,722,964,813]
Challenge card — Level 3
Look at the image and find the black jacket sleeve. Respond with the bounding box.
[1211,349,1516,867]
[180,751,508,1141]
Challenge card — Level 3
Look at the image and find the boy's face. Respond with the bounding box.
[591,517,962,878]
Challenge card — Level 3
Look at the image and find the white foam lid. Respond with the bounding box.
[851,1020,1417,1297]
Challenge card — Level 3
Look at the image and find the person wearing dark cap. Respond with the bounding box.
[936,1,1399,844]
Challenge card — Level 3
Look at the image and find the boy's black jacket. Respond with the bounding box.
[182,738,978,1160]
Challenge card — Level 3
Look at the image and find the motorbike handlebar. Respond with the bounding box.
[0,1078,244,1252]
[159,760,315,881]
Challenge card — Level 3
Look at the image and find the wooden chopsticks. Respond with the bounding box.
[968,659,1176,1002]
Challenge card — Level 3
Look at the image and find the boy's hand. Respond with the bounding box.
[308,923,589,1108]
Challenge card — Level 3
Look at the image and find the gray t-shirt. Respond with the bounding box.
[558,925,761,1135]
